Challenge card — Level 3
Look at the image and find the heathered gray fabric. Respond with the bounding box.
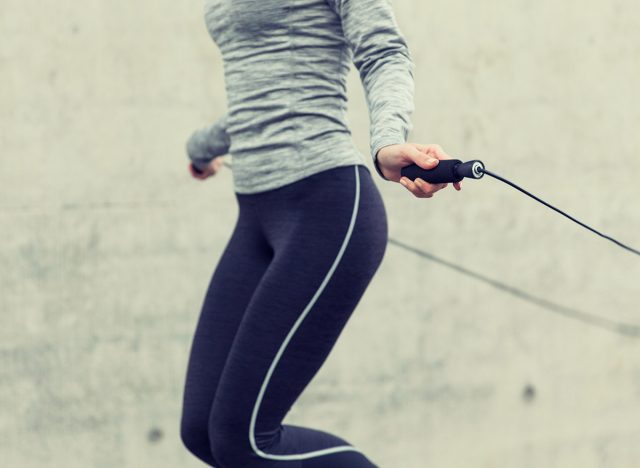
[186,0,415,193]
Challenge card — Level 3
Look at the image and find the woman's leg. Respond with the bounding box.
[207,164,388,467]
[181,202,274,466]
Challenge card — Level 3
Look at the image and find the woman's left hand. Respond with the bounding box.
[188,157,225,180]
[376,143,462,198]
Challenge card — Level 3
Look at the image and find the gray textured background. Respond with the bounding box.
[2,0,640,467]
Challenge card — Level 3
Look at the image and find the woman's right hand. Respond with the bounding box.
[376,143,462,198]
[188,157,225,180]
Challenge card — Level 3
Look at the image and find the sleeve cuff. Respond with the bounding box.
[186,128,225,171]
[371,133,408,181]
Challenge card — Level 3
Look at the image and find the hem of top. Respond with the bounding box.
[233,159,369,196]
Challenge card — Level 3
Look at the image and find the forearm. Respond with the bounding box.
[365,52,415,179]
[329,0,415,180]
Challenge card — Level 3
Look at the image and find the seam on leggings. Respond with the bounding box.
[248,165,363,461]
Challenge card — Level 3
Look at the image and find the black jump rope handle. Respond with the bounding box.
[191,163,205,174]
[401,159,485,184]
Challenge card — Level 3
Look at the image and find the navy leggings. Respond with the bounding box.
[180,164,388,467]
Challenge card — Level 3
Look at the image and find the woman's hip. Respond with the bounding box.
[236,163,387,264]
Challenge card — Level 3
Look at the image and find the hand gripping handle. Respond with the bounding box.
[400,159,485,184]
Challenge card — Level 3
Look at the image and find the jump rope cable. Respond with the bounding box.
[480,168,640,257]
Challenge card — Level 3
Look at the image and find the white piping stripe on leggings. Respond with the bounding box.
[249,165,363,461]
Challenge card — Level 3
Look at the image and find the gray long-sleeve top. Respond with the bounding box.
[187,0,415,193]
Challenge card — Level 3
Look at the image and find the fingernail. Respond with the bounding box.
[400,178,407,186]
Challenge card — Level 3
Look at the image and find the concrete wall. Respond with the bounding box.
[2,0,639,466]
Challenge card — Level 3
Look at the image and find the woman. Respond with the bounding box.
[180,0,461,467]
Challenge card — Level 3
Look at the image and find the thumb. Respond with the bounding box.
[408,146,439,170]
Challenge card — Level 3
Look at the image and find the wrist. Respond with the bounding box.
[372,135,406,181]
[373,150,388,181]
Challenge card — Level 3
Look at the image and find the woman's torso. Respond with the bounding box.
[204,0,366,194]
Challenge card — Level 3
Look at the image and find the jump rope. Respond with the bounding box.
[197,157,639,258]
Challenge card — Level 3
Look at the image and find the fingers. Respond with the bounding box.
[412,143,452,161]
[417,179,447,195]
[428,144,450,161]
[400,143,463,195]
[405,145,439,170]
[400,177,447,198]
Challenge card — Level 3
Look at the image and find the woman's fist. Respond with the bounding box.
[376,143,462,198]
[188,157,225,180]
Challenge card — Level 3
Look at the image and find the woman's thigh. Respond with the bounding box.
[181,207,274,436]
